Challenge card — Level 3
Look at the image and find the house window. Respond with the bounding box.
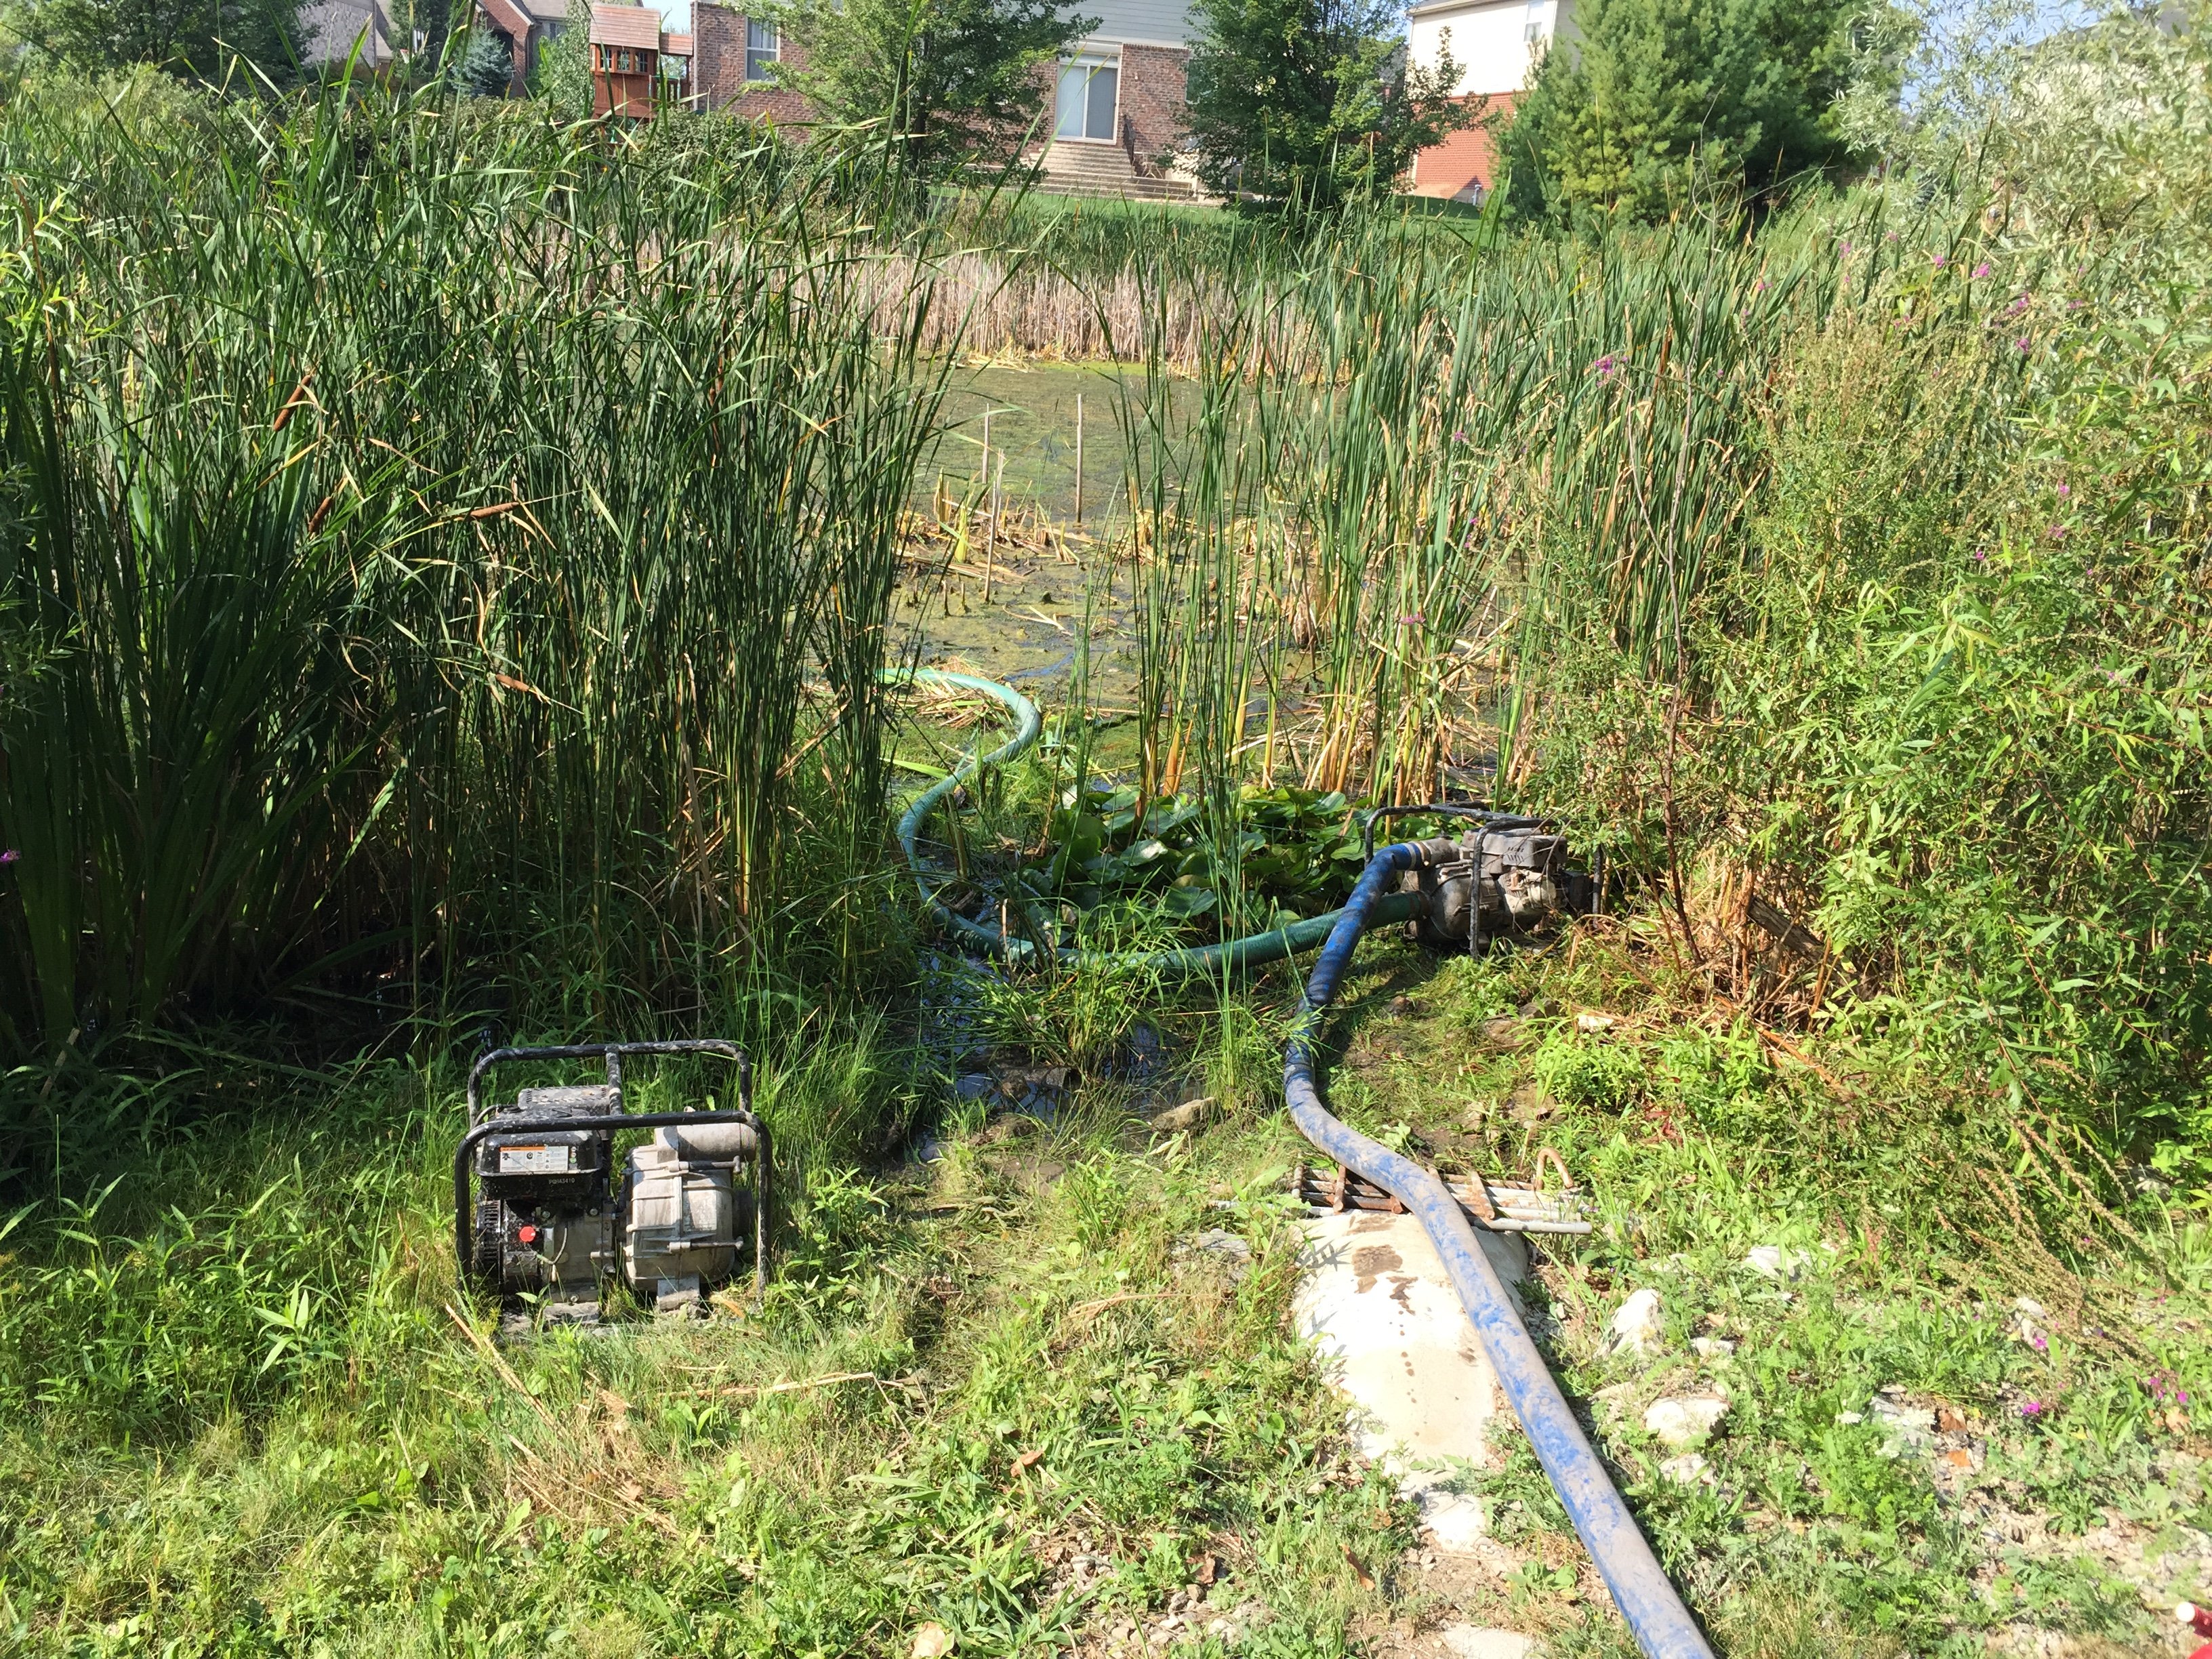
[1523,0,1547,43]
[745,18,779,80]
[1054,56,1117,141]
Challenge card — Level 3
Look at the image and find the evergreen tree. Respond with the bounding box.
[787,0,1096,173]
[19,0,302,79]
[451,19,513,94]
[1183,0,1471,213]
[1499,0,1870,223]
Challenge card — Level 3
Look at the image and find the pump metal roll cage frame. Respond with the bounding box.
[453,1040,771,1305]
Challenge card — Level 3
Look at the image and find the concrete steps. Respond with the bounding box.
[1031,140,1201,203]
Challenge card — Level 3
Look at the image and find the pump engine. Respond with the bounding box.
[1368,808,1599,952]
[454,1040,767,1323]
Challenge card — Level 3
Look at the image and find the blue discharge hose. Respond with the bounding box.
[888,665,1713,1656]
[1288,841,1715,1659]
[884,665,1413,975]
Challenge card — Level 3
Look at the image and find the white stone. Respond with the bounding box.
[1293,1208,1525,1551]
[1742,1246,1804,1281]
[1440,1627,1540,1659]
[1689,1336,1736,1361]
[1574,1012,1616,1033]
[1607,1287,1666,1355]
[1658,1452,1711,1486]
[1869,1391,1936,1456]
[1643,1395,1729,1450]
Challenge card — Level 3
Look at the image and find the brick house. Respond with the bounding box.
[306,0,575,95]
[690,0,1202,199]
[1405,0,1574,201]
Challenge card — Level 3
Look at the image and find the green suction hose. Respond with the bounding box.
[884,666,1415,976]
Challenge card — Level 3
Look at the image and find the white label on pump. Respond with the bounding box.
[498,1144,576,1174]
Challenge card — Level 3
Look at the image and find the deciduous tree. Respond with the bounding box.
[1183,0,1472,212]
[16,0,302,77]
[785,0,1095,173]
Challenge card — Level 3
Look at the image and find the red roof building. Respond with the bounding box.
[590,3,689,119]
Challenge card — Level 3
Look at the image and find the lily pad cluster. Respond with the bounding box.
[1012,782,1374,930]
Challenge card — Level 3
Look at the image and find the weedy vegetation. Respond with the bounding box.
[3,9,2211,1656]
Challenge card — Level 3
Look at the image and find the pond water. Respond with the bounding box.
[924,359,1196,525]
[898,359,1164,705]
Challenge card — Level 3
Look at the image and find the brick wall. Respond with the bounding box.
[1408,91,1515,199]
[1116,43,1187,176]
[692,1,813,121]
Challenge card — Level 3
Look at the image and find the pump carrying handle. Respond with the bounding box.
[1357,802,1552,861]
[466,1038,751,1127]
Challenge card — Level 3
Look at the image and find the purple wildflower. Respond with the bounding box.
[1754,277,1770,293]
[1933,253,1947,268]
[1398,611,1425,626]
[2030,1330,2049,1351]
[0,848,18,865]
[2056,483,2070,499]
[1973,548,1988,563]
[1593,354,1619,379]
[1452,428,1467,443]
[2018,1399,2046,1418]
[2006,294,2030,316]
[1972,262,1992,279]
[2016,337,2032,352]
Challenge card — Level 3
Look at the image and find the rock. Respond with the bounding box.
[1607,1287,1666,1356]
[1689,1336,1736,1361]
[1942,1448,1975,1471]
[1937,1406,1968,1433]
[1479,1016,1525,1049]
[1869,1391,1936,1456]
[1149,1096,1216,1133]
[909,1622,956,1658]
[1643,1394,1729,1450]
[1834,1410,1864,1425]
[2013,1296,2047,1319]
[953,1073,994,1101]
[1658,1452,1712,1486]
[1185,1238,1256,1283]
[1574,1012,1616,1033]
[1440,1629,1540,1659]
[1389,996,1416,1015]
[1181,1228,1253,1269]
[1743,1246,1805,1282]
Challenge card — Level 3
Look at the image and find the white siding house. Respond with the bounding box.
[1404,0,1573,201]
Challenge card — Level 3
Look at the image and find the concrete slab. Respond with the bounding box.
[1439,1626,1540,1659]
[1292,1208,1527,1551]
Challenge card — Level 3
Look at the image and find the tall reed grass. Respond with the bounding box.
[0,83,954,1068]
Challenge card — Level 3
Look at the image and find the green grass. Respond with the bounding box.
[3,12,2210,1656]
[0,1032,1422,1658]
[1288,927,2212,1655]
[5,928,2204,1656]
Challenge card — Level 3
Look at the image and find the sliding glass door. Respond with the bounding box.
[1054,58,1119,141]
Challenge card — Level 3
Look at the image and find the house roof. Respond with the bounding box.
[476,0,533,39]
[1406,0,1519,16]
[588,3,662,49]
[661,30,691,52]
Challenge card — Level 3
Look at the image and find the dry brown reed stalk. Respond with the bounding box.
[855,251,1300,366]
